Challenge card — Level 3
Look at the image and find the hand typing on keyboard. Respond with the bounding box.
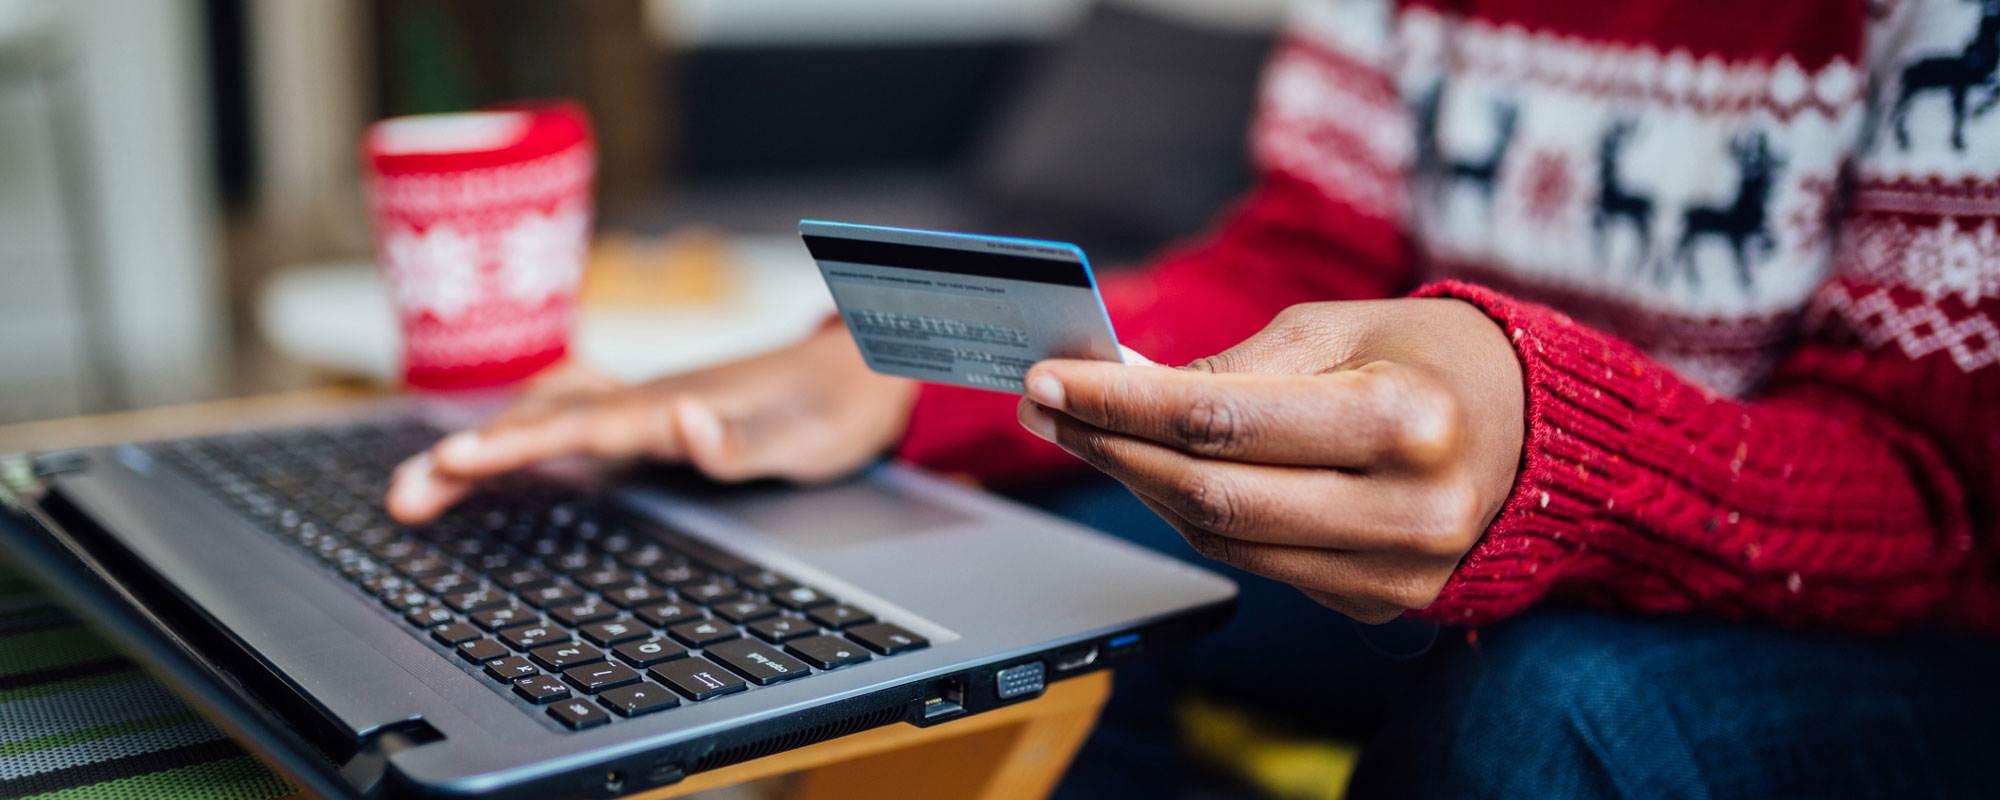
[386,326,916,524]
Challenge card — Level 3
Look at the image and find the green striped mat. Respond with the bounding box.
[0,563,298,800]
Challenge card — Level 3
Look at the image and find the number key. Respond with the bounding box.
[613,636,685,668]
[529,642,605,671]
[498,623,568,650]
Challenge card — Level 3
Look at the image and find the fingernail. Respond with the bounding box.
[1026,374,1064,409]
[436,431,481,463]
[1019,402,1057,443]
[679,400,723,453]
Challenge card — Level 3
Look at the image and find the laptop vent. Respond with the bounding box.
[686,705,905,774]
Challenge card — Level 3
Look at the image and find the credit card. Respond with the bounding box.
[800,220,1124,393]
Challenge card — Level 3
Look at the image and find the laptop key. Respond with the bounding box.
[846,623,929,655]
[772,585,834,611]
[405,604,455,628]
[603,583,667,609]
[371,540,423,561]
[645,563,706,587]
[521,583,585,609]
[494,567,555,591]
[469,605,536,631]
[614,544,670,570]
[636,602,703,628]
[393,556,453,579]
[574,567,634,592]
[736,570,796,593]
[579,619,648,647]
[599,682,679,717]
[806,605,874,630]
[360,573,409,598]
[747,615,814,644]
[429,622,482,646]
[498,623,569,650]
[563,662,640,694]
[613,637,686,668]
[786,635,871,670]
[530,642,605,671]
[383,589,431,612]
[457,638,509,663]
[548,697,611,730]
[668,619,740,648]
[679,580,743,605]
[483,655,538,683]
[714,600,780,624]
[549,550,600,575]
[442,588,508,614]
[550,600,617,628]
[417,571,477,594]
[512,673,571,704]
[705,639,812,686]
[650,657,748,701]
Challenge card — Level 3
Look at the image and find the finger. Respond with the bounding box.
[1126,492,1434,622]
[1023,359,1461,468]
[680,396,875,484]
[1024,404,1482,555]
[430,392,679,479]
[1183,301,1370,375]
[486,361,625,427]
[384,452,474,523]
[676,397,748,481]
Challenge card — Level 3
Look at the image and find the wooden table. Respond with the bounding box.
[0,390,1113,800]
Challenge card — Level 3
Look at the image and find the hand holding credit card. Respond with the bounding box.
[800,221,1129,393]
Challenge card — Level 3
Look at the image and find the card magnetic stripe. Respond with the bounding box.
[799,235,1094,288]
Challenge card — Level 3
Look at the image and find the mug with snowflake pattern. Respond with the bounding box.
[364,104,594,390]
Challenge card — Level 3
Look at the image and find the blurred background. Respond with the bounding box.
[0,0,1283,425]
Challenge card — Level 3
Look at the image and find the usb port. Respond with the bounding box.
[1107,633,1141,658]
[922,678,965,720]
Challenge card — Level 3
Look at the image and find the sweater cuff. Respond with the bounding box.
[1407,280,1626,624]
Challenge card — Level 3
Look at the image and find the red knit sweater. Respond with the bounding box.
[899,0,2000,632]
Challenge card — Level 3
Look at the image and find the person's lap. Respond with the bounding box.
[1018,477,2000,799]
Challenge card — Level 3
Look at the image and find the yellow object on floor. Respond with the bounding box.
[1177,694,1360,800]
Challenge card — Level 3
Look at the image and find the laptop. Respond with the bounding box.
[0,398,1236,798]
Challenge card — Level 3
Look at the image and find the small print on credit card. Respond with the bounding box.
[800,220,1124,394]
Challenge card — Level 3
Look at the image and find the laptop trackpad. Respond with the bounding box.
[638,469,972,550]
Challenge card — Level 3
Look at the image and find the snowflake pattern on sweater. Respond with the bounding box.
[899,0,2000,631]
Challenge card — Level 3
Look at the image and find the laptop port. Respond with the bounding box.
[922,677,966,720]
[995,661,1047,699]
[1106,633,1142,658]
[603,771,625,794]
[1053,645,1099,672]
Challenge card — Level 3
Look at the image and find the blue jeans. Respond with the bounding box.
[1018,479,2000,800]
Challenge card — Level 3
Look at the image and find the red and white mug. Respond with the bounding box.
[363,103,595,390]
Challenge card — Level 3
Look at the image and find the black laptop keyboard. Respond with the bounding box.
[146,419,929,731]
